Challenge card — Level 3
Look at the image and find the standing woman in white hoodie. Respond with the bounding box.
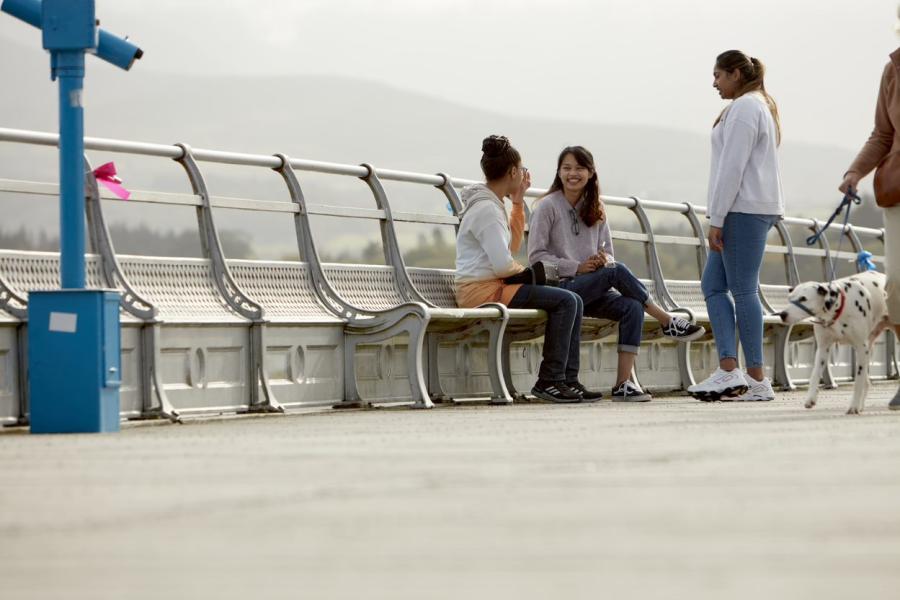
[455,136,600,403]
[687,50,785,402]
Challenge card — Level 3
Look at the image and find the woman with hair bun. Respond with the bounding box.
[687,50,785,402]
[455,135,599,403]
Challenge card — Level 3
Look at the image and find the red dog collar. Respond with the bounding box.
[827,289,846,326]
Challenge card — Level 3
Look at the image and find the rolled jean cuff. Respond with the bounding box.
[618,344,640,355]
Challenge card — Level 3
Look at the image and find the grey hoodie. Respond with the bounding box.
[527,191,615,279]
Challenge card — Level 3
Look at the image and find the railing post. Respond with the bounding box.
[359,163,434,307]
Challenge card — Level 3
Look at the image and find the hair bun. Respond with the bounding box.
[482,135,511,156]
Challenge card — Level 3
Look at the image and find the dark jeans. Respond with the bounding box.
[509,285,583,382]
[560,262,648,354]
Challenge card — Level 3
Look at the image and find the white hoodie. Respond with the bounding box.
[707,92,785,227]
[455,184,523,282]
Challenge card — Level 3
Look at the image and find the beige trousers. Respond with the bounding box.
[886,205,900,324]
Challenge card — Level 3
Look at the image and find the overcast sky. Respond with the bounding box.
[1,0,898,151]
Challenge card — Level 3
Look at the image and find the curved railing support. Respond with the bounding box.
[359,163,434,307]
[175,144,281,414]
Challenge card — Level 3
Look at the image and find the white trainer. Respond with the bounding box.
[733,375,775,402]
[687,367,749,402]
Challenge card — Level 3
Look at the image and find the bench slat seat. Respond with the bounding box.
[227,260,341,324]
[0,250,140,322]
[117,255,246,323]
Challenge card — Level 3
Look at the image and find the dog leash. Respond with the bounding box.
[806,187,862,282]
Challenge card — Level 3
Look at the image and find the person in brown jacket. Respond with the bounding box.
[839,7,900,409]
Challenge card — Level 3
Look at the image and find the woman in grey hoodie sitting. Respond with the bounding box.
[528,146,705,402]
[455,135,600,403]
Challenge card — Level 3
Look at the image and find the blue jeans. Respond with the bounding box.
[701,212,779,368]
[509,285,583,382]
[561,262,648,354]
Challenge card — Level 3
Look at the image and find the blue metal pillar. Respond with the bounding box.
[2,0,142,433]
[57,50,86,289]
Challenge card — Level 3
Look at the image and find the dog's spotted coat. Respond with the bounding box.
[780,270,890,414]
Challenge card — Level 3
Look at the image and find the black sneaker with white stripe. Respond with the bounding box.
[531,380,584,403]
[661,316,705,342]
[566,380,603,402]
[610,380,652,402]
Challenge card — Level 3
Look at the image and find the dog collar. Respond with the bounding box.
[827,289,847,326]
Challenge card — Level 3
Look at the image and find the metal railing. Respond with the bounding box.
[0,126,894,423]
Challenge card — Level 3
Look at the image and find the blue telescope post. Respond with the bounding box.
[1,0,142,433]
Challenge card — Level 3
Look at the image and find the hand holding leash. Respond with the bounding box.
[839,173,860,196]
[806,187,862,247]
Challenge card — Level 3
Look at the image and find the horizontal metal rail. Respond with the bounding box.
[0,127,886,239]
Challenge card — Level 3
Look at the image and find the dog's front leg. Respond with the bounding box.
[805,328,831,410]
[847,342,872,415]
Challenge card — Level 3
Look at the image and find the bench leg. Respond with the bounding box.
[337,314,434,409]
[500,336,528,402]
[245,323,284,414]
[15,324,28,426]
[404,322,433,409]
[132,324,180,423]
[676,342,696,390]
[426,333,453,404]
[773,325,796,392]
[485,319,514,405]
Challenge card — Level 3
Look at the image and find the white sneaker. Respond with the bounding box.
[733,375,775,402]
[687,367,749,402]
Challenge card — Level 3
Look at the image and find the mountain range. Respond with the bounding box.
[0,34,883,259]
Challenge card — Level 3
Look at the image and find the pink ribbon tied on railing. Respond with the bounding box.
[92,162,131,200]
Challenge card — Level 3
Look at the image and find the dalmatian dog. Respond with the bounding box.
[779,270,890,414]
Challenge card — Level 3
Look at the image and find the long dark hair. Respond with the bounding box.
[714,50,782,145]
[480,135,521,181]
[544,146,605,228]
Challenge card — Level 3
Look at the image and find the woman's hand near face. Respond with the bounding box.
[707,226,724,253]
[511,168,530,204]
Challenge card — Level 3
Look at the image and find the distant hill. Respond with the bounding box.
[0,34,883,259]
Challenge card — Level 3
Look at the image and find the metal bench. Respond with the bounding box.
[0,127,894,424]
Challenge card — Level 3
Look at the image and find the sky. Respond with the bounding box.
[2,0,896,152]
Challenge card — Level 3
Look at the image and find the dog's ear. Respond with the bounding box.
[817,285,827,296]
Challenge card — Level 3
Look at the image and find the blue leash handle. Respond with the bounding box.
[805,188,862,246]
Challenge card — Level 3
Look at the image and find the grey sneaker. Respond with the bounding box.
[610,380,652,402]
[890,385,900,411]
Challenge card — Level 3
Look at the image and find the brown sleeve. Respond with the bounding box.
[508,201,525,254]
[847,63,895,177]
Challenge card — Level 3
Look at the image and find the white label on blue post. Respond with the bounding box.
[49,312,78,333]
[69,90,83,107]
